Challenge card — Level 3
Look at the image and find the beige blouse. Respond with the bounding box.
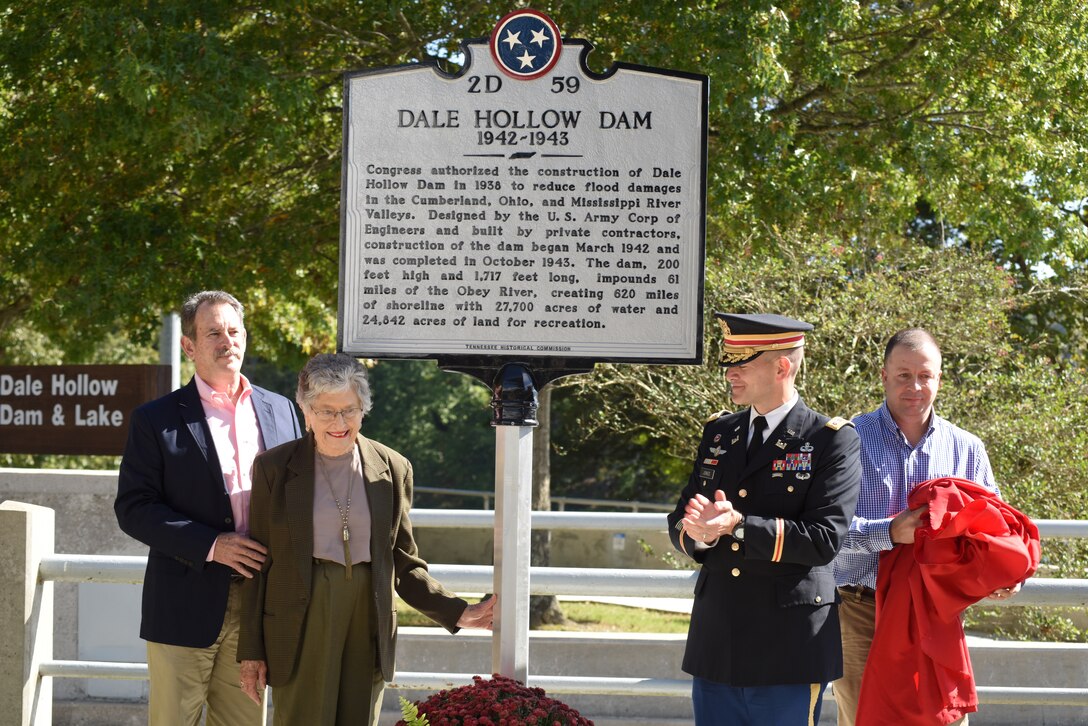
[312,446,372,564]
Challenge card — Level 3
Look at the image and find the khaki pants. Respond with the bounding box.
[834,587,968,726]
[146,580,262,726]
[271,560,385,726]
[833,588,875,726]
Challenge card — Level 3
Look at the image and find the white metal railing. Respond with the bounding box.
[408,510,1088,538]
[32,558,1088,707]
[29,511,1088,713]
[37,556,1088,606]
[4,473,1086,722]
[414,486,674,512]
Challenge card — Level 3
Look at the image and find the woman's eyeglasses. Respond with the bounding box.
[310,407,363,422]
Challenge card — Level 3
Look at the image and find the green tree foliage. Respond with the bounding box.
[566,238,1021,499]
[363,359,493,493]
[3,2,1086,361]
[1,2,1085,531]
[555,0,1088,366]
[0,2,498,363]
[545,2,1088,260]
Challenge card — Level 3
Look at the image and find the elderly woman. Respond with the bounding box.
[238,353,494,724]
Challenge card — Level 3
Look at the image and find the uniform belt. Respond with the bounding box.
[838,584,877,603]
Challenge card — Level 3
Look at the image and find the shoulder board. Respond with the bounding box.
[825,416,854,430]
[705,409,729,424]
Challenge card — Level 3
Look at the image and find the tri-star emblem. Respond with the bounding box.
[489,10,563,80]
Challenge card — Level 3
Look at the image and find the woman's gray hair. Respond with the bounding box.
[296,353,373,415]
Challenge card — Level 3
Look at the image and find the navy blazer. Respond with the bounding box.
[115,377,301,648]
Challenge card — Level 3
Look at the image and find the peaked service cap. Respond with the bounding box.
[715,313,813,367]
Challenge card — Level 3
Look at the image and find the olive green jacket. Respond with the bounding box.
[238,432,467,684]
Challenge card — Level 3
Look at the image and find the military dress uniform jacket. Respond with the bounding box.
[237,432,468,685]
[667,398,861,687]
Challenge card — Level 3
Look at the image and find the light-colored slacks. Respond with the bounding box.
[833,588,876,726]
[834,587,968,726]
[146,580,262,726]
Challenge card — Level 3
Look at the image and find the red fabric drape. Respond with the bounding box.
[856,477,1041,726]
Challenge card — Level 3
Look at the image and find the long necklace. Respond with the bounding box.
[317,448,356,580]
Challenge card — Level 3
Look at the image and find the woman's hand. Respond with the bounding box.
[239,659,268,705]
[457,595,497,630]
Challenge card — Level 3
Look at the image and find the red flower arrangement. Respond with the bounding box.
[397,674,594,726]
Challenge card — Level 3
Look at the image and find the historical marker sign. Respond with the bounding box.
[0,365,171,455]
[340,10,708,365]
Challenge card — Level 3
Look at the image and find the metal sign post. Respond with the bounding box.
[336,8,708,685]
[159,312,181,392]
[489,363,538,679]
[489,364,537,680]
[492,428,532,679]
[441,359,583,680]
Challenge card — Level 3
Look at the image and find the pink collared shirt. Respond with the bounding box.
[194,373,265,560]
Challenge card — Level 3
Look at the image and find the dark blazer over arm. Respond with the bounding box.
[238,433,467,685]
[115,379,301,648]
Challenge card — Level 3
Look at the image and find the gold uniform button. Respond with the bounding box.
[731,568,741,577]
[731,542,740,552]
[738,489,748,498]
[787,485,795,493]
[815,595,823,603]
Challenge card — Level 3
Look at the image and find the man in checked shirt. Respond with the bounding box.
[832,328,1018,726]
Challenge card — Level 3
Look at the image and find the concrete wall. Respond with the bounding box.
[0,469,141,703]
[48,629,1088,726]
[391,630,1088,726]
[0,501,54,726]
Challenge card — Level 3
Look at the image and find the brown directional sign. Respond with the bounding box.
[0,365,171,455]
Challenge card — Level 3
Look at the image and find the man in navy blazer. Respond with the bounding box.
[115,290,300,726]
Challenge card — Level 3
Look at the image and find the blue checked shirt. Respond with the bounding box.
[834,401,997,590]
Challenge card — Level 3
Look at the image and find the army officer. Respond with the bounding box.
[667,313,861,726]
